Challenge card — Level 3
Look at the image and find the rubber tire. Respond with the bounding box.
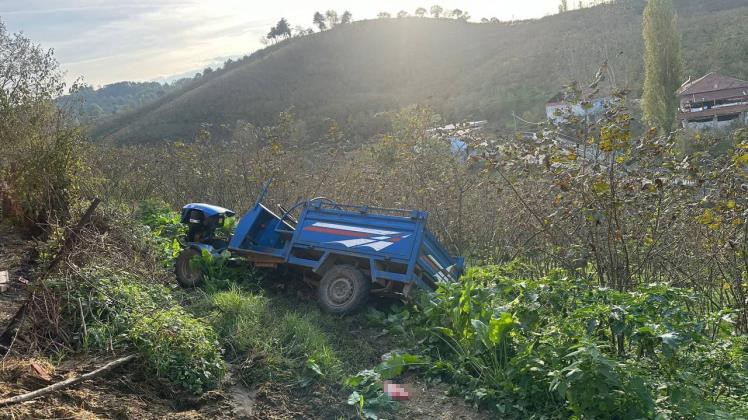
[318,265,370,315]
[175,248,203,288]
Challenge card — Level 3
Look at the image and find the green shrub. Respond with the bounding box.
[192,249,262,293]
[137,200,185,266]
[82,272,174,350]
[386,264,748,418]
[129,307,225,394]
[46,265,225,394]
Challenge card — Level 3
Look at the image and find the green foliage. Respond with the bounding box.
[35,225,66,267]
[383,264,748,418]
[551,343,654,418]
[137,199,185,266]
[0,21,89,224]
[191,249,261,293]
[60,81,179,123]
[129,307,225,393]
[46,265,225,394]
[642,0,683,132]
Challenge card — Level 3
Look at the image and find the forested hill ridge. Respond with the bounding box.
[60,81,181,123]
[92,0,748,144]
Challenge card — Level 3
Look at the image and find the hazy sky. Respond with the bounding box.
[1,1,561,86]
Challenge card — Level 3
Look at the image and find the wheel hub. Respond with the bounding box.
[180,256,201,283]
[329,277,354,304]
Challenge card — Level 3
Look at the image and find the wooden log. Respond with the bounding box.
[0,354,136,407]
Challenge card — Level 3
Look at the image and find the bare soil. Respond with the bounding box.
[395,375,491,420]
[0,356,235,419]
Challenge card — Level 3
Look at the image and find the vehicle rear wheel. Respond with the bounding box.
[318,265,370,314]
[175,247,203,288]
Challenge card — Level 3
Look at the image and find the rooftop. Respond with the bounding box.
[677,72,748,96]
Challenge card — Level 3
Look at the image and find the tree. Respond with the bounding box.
[448,9,470,20]
[641,0,682,132]
[276,18,291,38]
[430,5,443,18]
[0,21,62,107]
[481,17,489,23]
[267,18,291,43]
[341,10,352,24]
[267,18,290,43]
[449,9,469,20]
[292,25,311,37]
[415,7,427,17]
[559,0,569,13]
[313,11,327,31]
[267,26,278,43]
[0,21,86,223]
[325,10,339,27]
[377,12,392,19]
[397,10,409,18]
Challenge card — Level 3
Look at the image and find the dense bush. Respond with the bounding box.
[376,264,748,418]
[44,264,225,394]
[129,307,225,393]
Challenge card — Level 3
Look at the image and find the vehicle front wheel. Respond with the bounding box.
[175,247,203,288]
[318,265,370,315]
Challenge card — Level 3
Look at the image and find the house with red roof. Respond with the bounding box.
[677,72,748,131]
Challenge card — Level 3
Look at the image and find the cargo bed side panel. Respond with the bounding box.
[295,209,420,262]
[418,230,460,284]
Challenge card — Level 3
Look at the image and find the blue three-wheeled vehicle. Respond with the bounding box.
[175,181,464,314]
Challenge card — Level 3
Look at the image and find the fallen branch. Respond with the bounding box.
[47,197,101,271]
[0,354,136,407]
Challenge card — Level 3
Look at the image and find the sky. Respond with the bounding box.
[0,1,561,86]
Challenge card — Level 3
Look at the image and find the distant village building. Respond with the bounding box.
[677,72,748,131]
[545,92,610,125]
[427,120,487,160]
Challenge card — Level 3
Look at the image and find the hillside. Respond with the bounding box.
[59,81,180,123]
[94,0,748,144]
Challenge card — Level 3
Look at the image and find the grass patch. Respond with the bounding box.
[204,288,341,385]
[197,285,393,390]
